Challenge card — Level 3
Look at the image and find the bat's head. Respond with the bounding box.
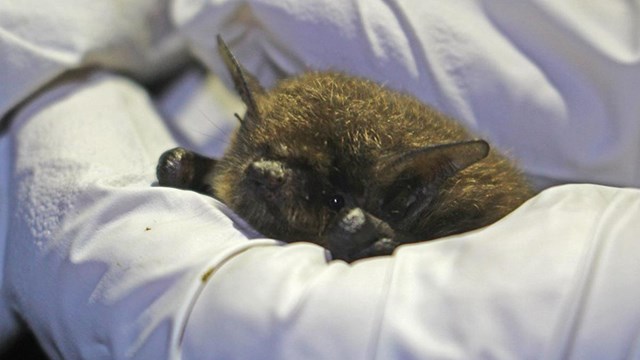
[211,36,528,262]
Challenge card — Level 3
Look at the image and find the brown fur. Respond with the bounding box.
[157,37,534,262]
[211,72,533,242]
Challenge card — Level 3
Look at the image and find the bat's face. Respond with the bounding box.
[210,68,490,261]
[213,137,339,245]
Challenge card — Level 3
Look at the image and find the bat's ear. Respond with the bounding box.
[373,139,489,224]
[377,139,490,184]
[217,35,265,125]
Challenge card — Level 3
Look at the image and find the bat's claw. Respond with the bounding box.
[157,147,195,189]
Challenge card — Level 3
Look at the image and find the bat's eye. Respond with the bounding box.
[327,194,345,211]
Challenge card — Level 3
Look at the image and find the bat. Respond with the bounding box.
[157,36,534,262]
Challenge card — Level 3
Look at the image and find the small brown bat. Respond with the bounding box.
[157,36,534,262]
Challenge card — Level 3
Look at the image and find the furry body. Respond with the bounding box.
[157,37,534,262]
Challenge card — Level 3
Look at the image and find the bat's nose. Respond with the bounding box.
[325,207,397,263]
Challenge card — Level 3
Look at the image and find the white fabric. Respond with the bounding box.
[175,0,640,189]
[5,71,277,358]
[0,134,15,347]
[0,0,185,120]
[182,185,640,360]
[0,0,185,349]
[2,0,640,359]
